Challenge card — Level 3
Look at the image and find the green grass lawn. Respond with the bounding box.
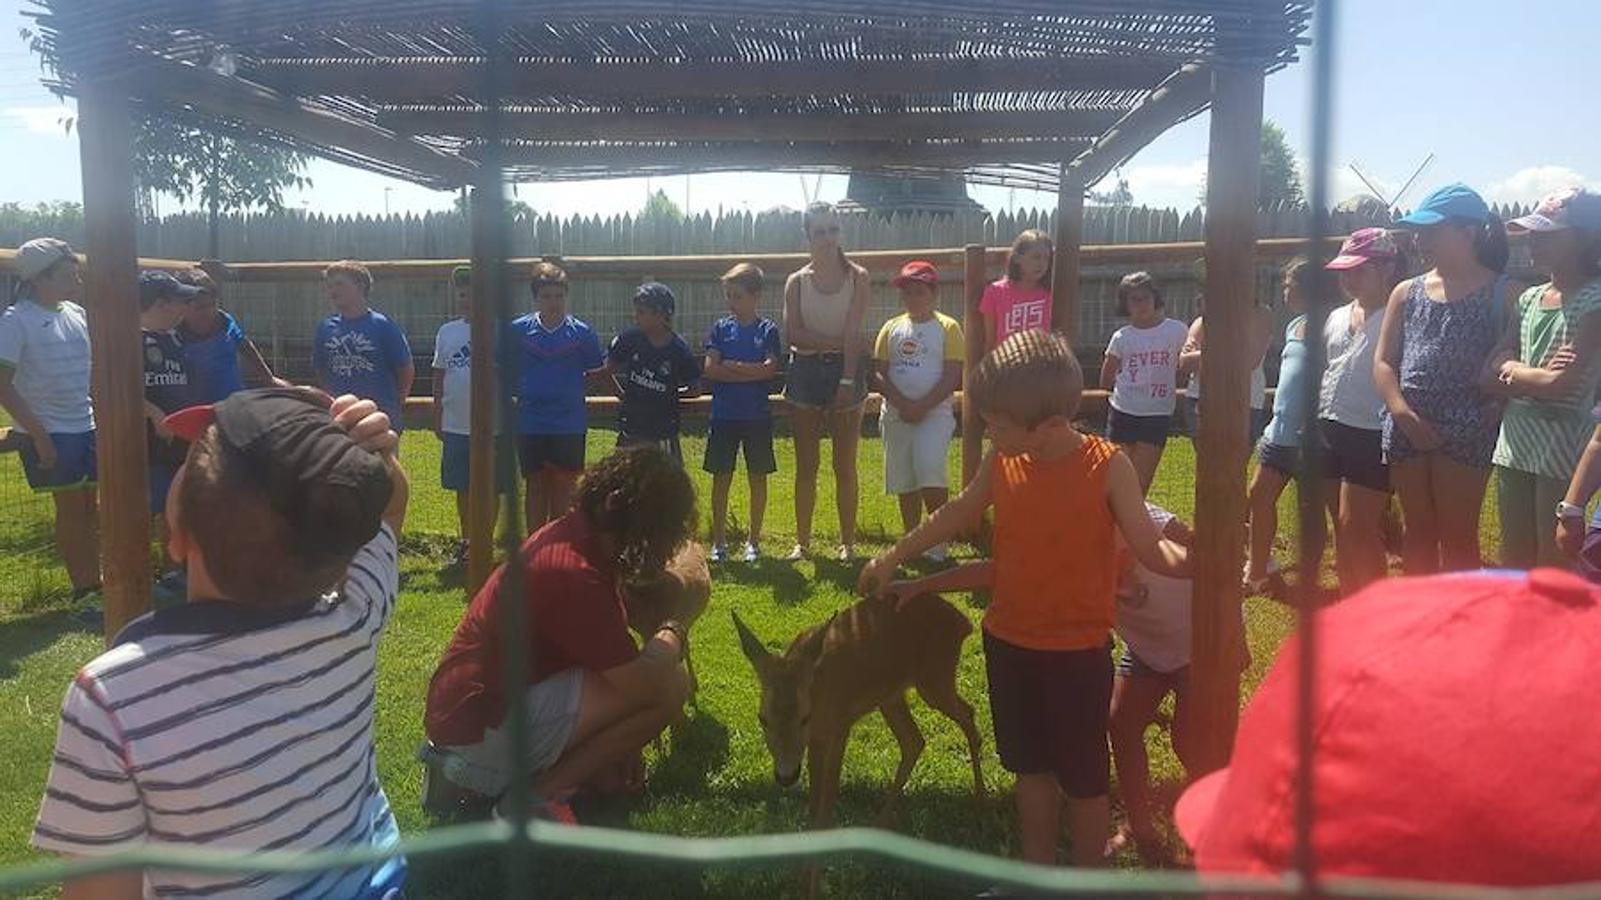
[0,426,1498,897]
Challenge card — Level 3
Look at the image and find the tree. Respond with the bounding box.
[1257,120,1305,208]
[132,122,311,257]
[452,192,533,219]
[639,188,685,223]
[1197,118,1306,209]
[1088,174,1134,206]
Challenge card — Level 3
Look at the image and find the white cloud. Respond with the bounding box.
[1485,166,1600,205]
[5,105,74,137]
[1092,158,1208,210]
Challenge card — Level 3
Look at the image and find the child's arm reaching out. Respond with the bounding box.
[879,561,994,608]
[859,454,995,596]
[1104,452,1190,577]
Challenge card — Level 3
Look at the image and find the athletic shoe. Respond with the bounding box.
[710,544,728,563]
[785,543,809,561]
[836,544,855,562]
[447,540,469,570]
[742,542,760,563]
[925,543,948,563]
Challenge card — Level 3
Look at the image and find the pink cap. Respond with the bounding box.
[1325,227,1399,271]
[1177,568,1601,886]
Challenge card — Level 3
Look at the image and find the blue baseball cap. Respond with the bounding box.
[138,270,203,308]
[1394,183,1492,227]
[633,281,676,318]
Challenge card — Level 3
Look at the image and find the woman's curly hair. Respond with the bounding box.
[578,445,697,581]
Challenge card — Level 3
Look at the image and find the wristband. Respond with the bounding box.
[1557,501,1587,520]
[838,377,855,386]
[657,619,690,661]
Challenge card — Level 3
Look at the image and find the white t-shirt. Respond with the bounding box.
[431,318,473,435]
[0,297,93,434]
[33,526,405,899]
[1115,506,1193,672]
[1318,302,1386,430]
[1106,318,1188,417]
[873,311,964,423]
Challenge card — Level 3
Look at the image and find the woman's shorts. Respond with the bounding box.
[1105,408,1172,449]
[784,352,869,410]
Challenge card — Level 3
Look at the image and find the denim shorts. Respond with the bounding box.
[784,352,869,410]
[1105,408,1171,449]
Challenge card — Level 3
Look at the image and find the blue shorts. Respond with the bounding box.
[18,430,97,493]
[784,352,868,410]
[1105,408,1171,449]
[441,432,516,493]
[519,433,586,475]
[1579,527,1601,586]
[1256,440,1300,479]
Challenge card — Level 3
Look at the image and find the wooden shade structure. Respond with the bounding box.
[38,0,1309,769]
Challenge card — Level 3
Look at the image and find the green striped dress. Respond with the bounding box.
[1492,280,1601,480]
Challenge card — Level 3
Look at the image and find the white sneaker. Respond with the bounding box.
[785,543,809,561]
[924,543,948,562]
[742,542,760,563]
[710,544,728,563]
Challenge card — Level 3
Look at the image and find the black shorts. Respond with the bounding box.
[1256,439,1300,479]
[983,630,1112,798]
[518,433,586,475]
[1105,408,1171,449]
[617,432,683,464]
[1320,419,1388,493]
[703,419,778,476]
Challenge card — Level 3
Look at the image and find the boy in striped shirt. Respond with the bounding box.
[33,387,409,899]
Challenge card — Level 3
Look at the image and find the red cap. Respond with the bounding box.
[1177,568,1601,887]
[891,260,939,288]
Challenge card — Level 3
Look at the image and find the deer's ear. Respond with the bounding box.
[731,611,771,668]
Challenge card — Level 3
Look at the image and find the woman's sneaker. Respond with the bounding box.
[742,542,760,563]
[709,544,728,563]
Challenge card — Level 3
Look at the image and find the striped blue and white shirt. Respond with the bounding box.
[33,526,405,899]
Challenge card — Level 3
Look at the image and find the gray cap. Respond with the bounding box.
[14,238,75,281]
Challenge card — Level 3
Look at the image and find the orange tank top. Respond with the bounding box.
[986,434,1119,651]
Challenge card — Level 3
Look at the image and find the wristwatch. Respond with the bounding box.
[657,619,690,661]
[1557,501,1587,520]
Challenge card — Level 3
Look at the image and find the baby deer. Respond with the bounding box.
[732,593,985,833]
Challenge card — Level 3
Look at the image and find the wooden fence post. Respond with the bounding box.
[1190,59,1265,775]
[78,80,150,642]
[1052,165,1085,339]
[960,243,987,488]
[466,187,501,594]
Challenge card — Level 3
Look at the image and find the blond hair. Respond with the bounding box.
[323,260,372,294]
[969,329,1084,428]
[720,262,764,296]
[530,260,568,292]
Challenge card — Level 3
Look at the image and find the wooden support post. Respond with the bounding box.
[78,81,150,642]
[465,187,500,594]
[1190,61,1265,774]
[960,243,987,488]
[1051,164,1085,339]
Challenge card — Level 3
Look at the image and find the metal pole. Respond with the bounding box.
[1295,1,1339,893]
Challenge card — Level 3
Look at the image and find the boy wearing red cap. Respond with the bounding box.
[872,261,964,554]
[860,330,1189,869]
[32,388,410,898]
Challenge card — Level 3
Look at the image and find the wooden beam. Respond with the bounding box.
[960,243,988,489]
[252,57,1170,103]
[78,81,150,642]
[1067,63,1213,194]
[1051,164,1085,337]
[382,109,1123,144]
[1190,61,1265,776]
[492,139,1090,171]
[466,188,500,595]
[214,237,1340,284]
[128,57,477,189]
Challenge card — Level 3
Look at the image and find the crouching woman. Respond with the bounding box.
[423,445,697,821]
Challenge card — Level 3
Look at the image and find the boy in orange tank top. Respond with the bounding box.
[860,330,1190,869]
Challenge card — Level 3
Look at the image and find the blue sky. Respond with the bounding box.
[0,0,1596,217]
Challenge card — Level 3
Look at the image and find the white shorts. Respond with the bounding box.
[436,668,584,796]
[881,408,955,495]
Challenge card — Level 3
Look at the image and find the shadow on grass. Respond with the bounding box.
[0,608,84,679]
[710,559,811,606]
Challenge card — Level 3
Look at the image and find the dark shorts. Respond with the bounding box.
[784,352,869,410]
[518,433,586,476]
[1256,439,1300,479]
[1105,408,1171,449]
[18,430,97,493]
[703,419,778,476]
[1321,419,1388,493]
[441,432,516,493]
[149,464,178,516]
[617,432,683,464]
[1184,400,1271,446]
[983,630,1112,798]
[1579,527,1601,585]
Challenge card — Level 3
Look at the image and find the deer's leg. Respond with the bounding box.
[804,731,848,900]
[917,665,987,800]
[876,693,925,827]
